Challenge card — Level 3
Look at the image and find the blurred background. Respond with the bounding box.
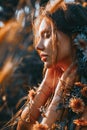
[0,0,87,129]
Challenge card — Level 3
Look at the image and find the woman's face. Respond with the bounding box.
[35,17,73,69]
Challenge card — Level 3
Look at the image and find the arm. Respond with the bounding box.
[36,63,77,129]
[17,67,61,130]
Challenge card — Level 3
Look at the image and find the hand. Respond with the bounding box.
[60,62,77,88]
[41,62,77,128]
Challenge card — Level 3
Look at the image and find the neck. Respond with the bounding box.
[56,56,74,71]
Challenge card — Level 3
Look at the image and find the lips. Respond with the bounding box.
[40,53,48,62]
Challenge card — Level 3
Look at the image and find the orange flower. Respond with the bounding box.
[51,123,60,129]
[73,119,87,126]
[81,87,87,97]
[75,82,87,88]
[28,89,36,100]
[33,122,48,130]
[69,98,85,113]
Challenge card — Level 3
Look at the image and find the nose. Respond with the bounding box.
[35,40,44,51]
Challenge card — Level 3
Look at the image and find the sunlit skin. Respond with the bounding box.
[17,3,87,129]
[17,16,78,130]
[35,17,74,70]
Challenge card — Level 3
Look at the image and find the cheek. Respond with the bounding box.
[59,43,72,59]
[44,39,52,49]
[64,41,72,55]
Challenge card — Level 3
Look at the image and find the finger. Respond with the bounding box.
[66,69,77,82]
[65,70,77,86]
[61,62,77,80]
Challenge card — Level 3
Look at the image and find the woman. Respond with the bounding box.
[17,1,87,130]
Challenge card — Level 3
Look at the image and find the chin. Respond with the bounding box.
[44,62,53,68]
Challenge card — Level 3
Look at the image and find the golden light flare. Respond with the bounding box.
[0,20,22,43]
[0,57,18,83]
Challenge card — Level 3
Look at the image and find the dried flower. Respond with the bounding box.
[39,106,47,118]
[75,82,87,88]
[81,87,87,97]
[41,113,47,118]
[69,98,85,113]
[28,89,36,100]
[51,123,60,129]
[73,119,87,126]
[33,122,48,130]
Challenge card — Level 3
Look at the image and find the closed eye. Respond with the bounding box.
[41,31,51,39]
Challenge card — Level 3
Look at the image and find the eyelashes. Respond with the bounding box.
[41,31,51,39]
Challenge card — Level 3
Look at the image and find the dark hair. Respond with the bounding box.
[50,3,87,82]
[33,3,87,82]
[50,3,87,34]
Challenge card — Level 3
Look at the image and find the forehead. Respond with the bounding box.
[39,17,52,32]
